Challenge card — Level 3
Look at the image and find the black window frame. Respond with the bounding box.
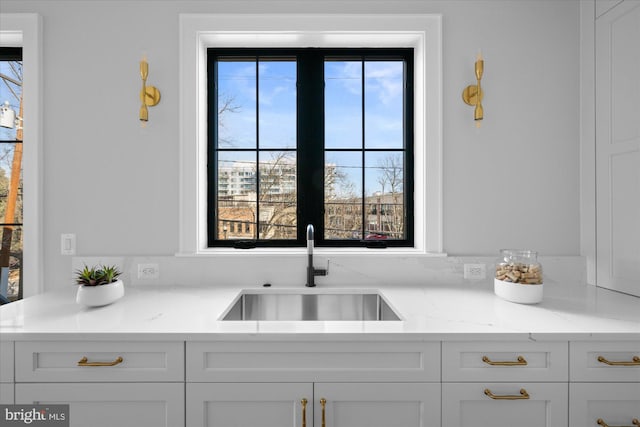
[0,47,24,302]
[207,47,414,248]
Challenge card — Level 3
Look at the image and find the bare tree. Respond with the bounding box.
[376,154,404,238]
[254,151,297,239]
[217,92,240,147]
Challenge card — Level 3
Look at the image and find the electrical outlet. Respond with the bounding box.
[61,234,76,255]
[137,263,159,280]
[464,263,486,280]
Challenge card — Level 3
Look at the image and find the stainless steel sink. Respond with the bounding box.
[221,291,401,321]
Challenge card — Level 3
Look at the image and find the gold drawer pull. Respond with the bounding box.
[482,355,528,366]
[596,418,640,427]
[320,398,326,427]
[77,356,123,367]
[597,356,640,366]
[301,398,307,427]
[484,388,530,400]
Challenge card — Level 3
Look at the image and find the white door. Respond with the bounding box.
[15,383,184,427]
[441,382,568,427]
[186,382,312,427]
[596,0,640,296]
[570,383,640,427]
[314,382,440,427]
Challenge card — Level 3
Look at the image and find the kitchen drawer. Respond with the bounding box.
[442,382,568,427]
[570,341,640,382]
[569,383,640,427]
[442,341,568,382]
[15,341,184,382]
[187,341,440,382]
[0,340,13,383]
[16,382,184,427]
[0,383,13,404]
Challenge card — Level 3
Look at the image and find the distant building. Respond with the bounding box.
[216,160,403,241]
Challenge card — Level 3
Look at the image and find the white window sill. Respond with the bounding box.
[175,248,447,258]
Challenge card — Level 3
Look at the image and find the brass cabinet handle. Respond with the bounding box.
[597,356,640,366]
[484,388,530,400]
[77,356,123,367]
[301,398,307,427]
[482,355,528,366]
[596,418,640,427]
[320,398,326,427]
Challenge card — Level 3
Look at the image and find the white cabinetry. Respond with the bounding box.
[315,382,439,427]
[187,382,439,427]
[442,341,569,427]
[569,383,640,427]
[13,341,185,427]
[187,383,312,427]
[0,340,13,404]
[16,383,184,427]
[569,341,640,427]
[442,382,568,427]
[186,341,441,427]
[3,337,638,427]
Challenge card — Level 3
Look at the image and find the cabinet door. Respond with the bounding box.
[442,382,568,427]
[0,383,13,404]
[595,0,640,296]
[314,383,440,427]
[0,340,13,383]
[570,383,640,427]
[187,382,312,427]
[15,383,184,427]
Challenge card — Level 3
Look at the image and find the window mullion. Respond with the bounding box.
[360,57,366,240]
[297,51,325,242]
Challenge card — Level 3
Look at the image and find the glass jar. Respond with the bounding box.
[495,249,543,285]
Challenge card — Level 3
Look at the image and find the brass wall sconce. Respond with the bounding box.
[462,52,484,126]
[139,56,161,123]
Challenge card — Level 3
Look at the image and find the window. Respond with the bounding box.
[0,47,23,302]
[178,14,442,255]
[208,48,413,248]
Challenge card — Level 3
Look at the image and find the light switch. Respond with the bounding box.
[61,233,76,255]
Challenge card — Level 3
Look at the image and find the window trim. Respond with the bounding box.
[178,13,443,256]
[0,14,43,295]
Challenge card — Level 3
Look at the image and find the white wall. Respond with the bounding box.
[1,0,580,289]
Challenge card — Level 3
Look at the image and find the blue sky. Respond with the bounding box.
[217,58,404,198]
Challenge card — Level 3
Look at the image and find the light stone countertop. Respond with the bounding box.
[0,281,639,341]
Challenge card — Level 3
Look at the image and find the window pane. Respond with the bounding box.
[217,152,257,240]
[0,60,22,142]
[365,61,404,149]
[1,52,23,301]
[325,151,363,240]
[259,59,296,149]
[217,59,256,149]
[258,151,297,239]
[365,151,405,240]
[325,61,362,149]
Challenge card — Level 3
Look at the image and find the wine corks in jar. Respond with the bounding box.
[495,250,543,284]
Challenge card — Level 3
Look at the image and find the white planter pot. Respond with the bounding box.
[494,278,543,304]
[76,280,125,307]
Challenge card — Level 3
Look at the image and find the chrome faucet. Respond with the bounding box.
[306,224,327,287]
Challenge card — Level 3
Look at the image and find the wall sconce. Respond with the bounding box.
[462,52,484,126]
[139,56,161,123]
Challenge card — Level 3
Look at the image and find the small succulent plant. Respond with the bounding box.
[75,264,122,286]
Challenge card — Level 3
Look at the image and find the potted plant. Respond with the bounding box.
[75,264,125,307]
